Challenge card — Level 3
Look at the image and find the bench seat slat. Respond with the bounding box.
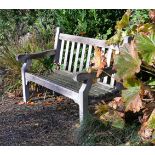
[26,71,115,101]
[25,72,79,102]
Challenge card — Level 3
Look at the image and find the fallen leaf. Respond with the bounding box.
[56,106,64,111]
[139,122,153,140]
[95,103,109,115]
[15,101,26,105]
[108,97,124,110]
[6,92,15,98]
[56,96,65,103]
[43,101,53,106]
[100,111,125,129]
[27,101,36,106]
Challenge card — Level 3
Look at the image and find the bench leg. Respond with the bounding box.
[22,78,29,102]
[21,63,29,102]
[79,93,88,123]
[79,83,90,123]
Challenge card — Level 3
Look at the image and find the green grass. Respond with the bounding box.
[74,114,151,146]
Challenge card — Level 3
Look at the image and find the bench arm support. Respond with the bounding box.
[73,67,116,83]
[16,49,56,63]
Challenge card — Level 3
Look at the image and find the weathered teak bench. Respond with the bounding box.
[16,27,129,122]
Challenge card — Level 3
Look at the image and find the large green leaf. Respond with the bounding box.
[136,34,155,65]
[115,10,130,30]
[123,77,141,88]
[122,85,143,112]
[114,47,141,81]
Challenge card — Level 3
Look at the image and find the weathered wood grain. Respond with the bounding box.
[25,72,79,103]
[59,40,65,65]
[79,44,86,72]
[59,33,106,47]
[68,42,75,72]
[16,49,55,63]
[73,43,81,72]
[63,41,70,69]
[86,45,92,69]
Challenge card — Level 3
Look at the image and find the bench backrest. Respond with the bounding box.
[54,27,129,87]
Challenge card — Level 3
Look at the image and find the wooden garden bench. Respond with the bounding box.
[16,27,130,123]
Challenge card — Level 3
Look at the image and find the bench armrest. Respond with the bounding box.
[73,67,116,83]
[16,49,56,63]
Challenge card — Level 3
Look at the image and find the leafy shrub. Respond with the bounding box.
[55,9,126,39]
[0,10,55,92]
[96,9,155,144]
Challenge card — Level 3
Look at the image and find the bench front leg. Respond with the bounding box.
[78,81,92,123]
[21,62,30,102]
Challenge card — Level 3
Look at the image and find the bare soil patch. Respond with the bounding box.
[0,95,79,146]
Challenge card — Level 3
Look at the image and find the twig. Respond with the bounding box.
[142,99,154,102]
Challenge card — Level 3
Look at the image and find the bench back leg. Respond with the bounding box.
[21,63,29,102]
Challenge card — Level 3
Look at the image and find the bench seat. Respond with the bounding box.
[26,70,116,103]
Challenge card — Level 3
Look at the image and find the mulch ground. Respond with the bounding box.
[0,95,81,146]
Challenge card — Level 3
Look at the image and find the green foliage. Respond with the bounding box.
[114,47,141,81]
[136,34,155,65]
[98,109,125,129]
[115,10,130,30]
[106,10,151,45]
[0,10,55,92]
[106,10,131,45]
[0,10,38,45]
[0,10,55,46]
[97,10,155,144]
[130,10,150,25]
[55,9,126,39]
[75,114,142,146]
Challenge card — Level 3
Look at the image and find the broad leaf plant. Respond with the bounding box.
[95,9,155,144]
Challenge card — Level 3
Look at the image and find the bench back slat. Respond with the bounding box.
[73,43,81,72]
[86,45,93,69]
[59,33,106,47]
[79,44,86,72]
[54,27,130,88]
[63,40,70,70]
[68,42,75,72]
[59,39,65,65]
